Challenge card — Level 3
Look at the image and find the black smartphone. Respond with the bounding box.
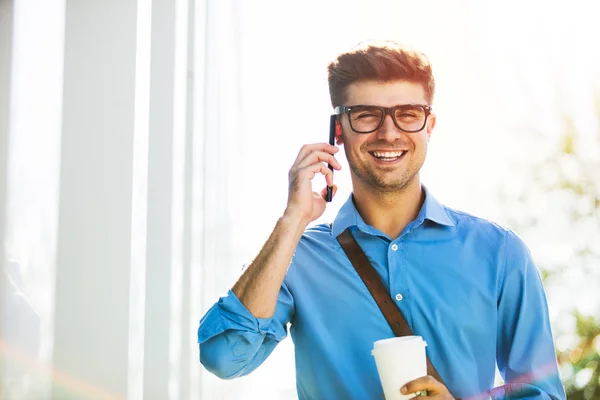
[325,114,336,202]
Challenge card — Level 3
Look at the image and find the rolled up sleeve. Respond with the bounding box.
[198,282,294,379]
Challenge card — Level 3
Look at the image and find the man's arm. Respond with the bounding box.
[231,212,308,318]
[495,231,566,400]
[198,143,341,378]
[401,231,567,400]
[232,143,340,318]
[198,285,294,379]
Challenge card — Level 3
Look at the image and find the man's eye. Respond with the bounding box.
[356,113,378,119]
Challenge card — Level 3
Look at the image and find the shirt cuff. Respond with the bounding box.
[198,289,280,343]
[220,289,275,331]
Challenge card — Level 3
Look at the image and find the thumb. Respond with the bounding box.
[319,185,338,200]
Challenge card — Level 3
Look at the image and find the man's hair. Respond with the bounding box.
[327,40,435,107]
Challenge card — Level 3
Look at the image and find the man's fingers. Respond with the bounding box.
[292,162,334,188]
[401,375,445,396]
[320,184,338,200]
[295,150,342,171]
[293,143,338,165]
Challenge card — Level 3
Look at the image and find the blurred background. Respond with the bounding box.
[0,0,599,399]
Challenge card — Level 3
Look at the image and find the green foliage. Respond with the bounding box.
[559,313,600,399]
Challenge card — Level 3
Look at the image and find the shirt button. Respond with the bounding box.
[395,293,403,301]
[391,243,399,251]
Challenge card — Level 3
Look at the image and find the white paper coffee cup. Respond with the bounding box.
[371,336,427,400]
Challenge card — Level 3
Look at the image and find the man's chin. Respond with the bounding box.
[367,180,410,194]
[365,171,420,194]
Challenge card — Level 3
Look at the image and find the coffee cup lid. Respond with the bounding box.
[372,335,426,352]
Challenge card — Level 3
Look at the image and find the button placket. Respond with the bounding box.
[389,241,409,315]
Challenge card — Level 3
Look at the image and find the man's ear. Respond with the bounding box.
[426,114,436,141]
[335,121,343,145]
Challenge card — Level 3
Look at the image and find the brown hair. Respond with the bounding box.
[327,40,435,107]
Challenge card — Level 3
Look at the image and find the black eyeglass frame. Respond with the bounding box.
[334,104,432,134]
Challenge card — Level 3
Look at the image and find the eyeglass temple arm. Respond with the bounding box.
[334,106,346,115]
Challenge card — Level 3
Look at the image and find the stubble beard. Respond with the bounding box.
[347,154,420,195]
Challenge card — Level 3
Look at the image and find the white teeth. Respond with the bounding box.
[373,151,405,158]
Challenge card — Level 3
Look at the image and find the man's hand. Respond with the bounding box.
[285,143,341,224]
[401,375,454,399]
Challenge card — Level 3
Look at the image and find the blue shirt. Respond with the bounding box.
[198,188,566,399]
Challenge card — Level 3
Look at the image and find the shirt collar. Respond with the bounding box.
[420,185,456,227]
[330,185,455,238]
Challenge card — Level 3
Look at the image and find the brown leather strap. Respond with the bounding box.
[336,228,446,386]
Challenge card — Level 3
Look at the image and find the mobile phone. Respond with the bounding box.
[325,114,336,202]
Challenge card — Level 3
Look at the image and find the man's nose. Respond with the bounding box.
[376,114,402,141]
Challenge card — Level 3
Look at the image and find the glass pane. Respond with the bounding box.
[3,1,65,398]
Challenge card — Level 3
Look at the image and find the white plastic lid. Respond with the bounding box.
[372,335,426,352]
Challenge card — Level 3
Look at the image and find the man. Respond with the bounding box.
[198,41,566,399]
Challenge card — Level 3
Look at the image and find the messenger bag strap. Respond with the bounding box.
[336,227,446,386]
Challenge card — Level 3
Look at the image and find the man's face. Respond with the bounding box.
[338,80,435,194]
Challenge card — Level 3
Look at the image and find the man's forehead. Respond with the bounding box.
[344,80,427,106]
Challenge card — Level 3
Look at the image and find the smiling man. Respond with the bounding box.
[198,41,566,400]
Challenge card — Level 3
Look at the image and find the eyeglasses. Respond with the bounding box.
[334,104,432,134]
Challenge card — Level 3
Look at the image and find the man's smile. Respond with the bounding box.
[368,150,408,163]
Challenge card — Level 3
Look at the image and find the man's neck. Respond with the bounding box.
[352,177,425,240]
